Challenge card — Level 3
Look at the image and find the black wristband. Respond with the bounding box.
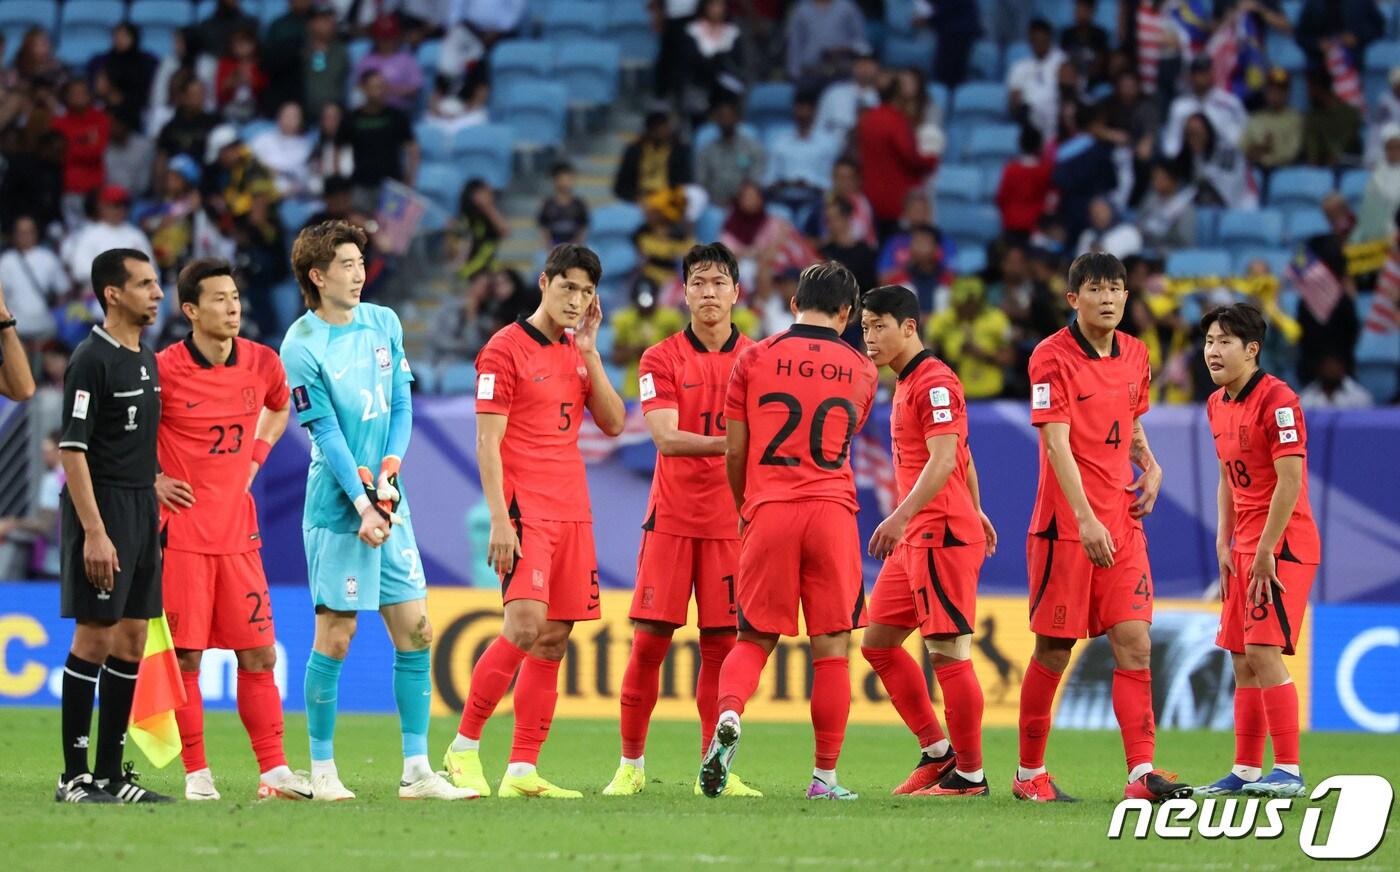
[0,319,15,331]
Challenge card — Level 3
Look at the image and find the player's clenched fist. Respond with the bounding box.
[357,501,392,548]
[487,515,522,575]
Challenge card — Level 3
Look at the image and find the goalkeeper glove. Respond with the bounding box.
[357,466,401,524]
[376,456,401,513]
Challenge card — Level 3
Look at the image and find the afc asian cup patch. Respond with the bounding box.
[639,372,656,401]
[476,373,495,400]
[1275,407,1295,428]
[929,386,950,407]
[72,389,90,419]
[1032,383,1051,410]
[375,346,391,370]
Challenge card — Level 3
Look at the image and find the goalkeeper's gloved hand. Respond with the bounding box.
[376,456,401,514]
[357,466,400,524]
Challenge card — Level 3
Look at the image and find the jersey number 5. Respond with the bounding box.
[757,392,858,470]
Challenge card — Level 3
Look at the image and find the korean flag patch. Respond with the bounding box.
[477,373,495,401]
[639,372,656,401]
[1279,428,1298,444]
[929,386,950,407]
[933,408,953,424]
[1032,383,1051,410]
[1274,407,1295,428]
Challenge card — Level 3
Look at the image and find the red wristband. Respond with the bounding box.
[251,439,273,465]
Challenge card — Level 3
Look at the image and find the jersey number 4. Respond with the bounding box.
[757,392,858,470]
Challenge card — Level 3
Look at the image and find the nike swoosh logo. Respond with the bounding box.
[1076,393,1095,401]
[1212,432,1224,438]
[682,382,703,389]
[185,401,204,409]
[533,375,550,382]
[282,786,313,799]
[331,366,351,380]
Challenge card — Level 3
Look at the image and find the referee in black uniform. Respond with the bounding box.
[55,249,173,804]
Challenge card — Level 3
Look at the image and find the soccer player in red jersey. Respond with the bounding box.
[443,244,626,798]
[153,259,312,801]
[700,261,879,800]
[1197,303,1319,799]
[1015,253,1191,803]
[603,243,761,798]
[860,285,996,797]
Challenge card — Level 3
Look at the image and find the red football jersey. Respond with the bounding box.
[1206,370,1320,562]
[724,323,878,519]
[890,350,983,547]
[639,325,754,539]
[474,317,594,522]
[1027,323,1151,543]
[156,337,289,554]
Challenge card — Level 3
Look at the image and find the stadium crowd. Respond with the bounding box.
[0,0,1397,421]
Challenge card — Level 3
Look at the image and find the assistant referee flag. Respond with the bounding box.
[129,614,187,768]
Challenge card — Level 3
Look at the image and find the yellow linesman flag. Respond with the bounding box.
[128,613,188,768]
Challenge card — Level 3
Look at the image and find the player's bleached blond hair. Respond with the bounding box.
[291,220,369,310]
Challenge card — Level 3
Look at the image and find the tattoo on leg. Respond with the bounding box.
[409,615,431,649]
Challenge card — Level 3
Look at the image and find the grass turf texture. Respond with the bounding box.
[2,710,1395,870]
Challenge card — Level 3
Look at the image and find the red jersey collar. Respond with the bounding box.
[1069,320,1120,359]
[516,315,569,347]
[183,335,239,368]
[1222,368,1266,403]
[787,323,840,340]
[683,323,740,353]
[896,349,934,382]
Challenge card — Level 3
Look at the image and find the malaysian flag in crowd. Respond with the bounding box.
[1326,40,1365,110]
[1171,0,1212,53]
[1136,1,1166,94]
[1208,9,1266,99]
[1287,250,1345,323]
[853,428,897,516]
[1370,245,1400,335]
[578,403,651,464]
[376,179,428,255]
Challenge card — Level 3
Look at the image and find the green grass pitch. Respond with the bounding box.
[2,709,1396,870]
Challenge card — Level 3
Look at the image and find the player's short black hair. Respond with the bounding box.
[794,261,861,316]
[861,284,920,328]
[1066,251,1126,294]
[543,243,602,286]
[1201,302,1268,353]
[91,248,151,313]
[682,242,739,284]
[177,257,235,310]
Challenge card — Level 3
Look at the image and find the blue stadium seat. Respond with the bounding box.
[952,245,987,275]
[1365,39,1400,73]
[61,0,120,42]
[934,164,983,204]
[1268,167,1334,210]
[240,119,276,143]
[415,39,441,74]
[885,0,917,32]
[1194,206,1223,246]
[413,120,453,162]
[937,203,1001,249]
[969,41,1000,80]
[607,2,657,65]
[1001,41,1032,75]
[0,0,57,31]
[1032,0,1074,29]
[556,41,621,107]
[1165,248,1233,277]
[1340,168,1370,205]
[590,203,644,248]
[695,205,724,242]
[1233,248,1294,276]
[440,362,477,395]
[195,0,217,21]
[746,81,795,130]
[416,160,467,218]
[56,32,108,67]
[596,240,638,278]
[1217,208,1284,248]
[490,40,553,93]
[259,0,289,25]
[927,82,949,118]
[348,38,371,69]
[129,0,195,27]
[1267,34,1306,73]
[959,122,1020,171]
[451,124,513,190]
[953,82,1009,124]
[277,198,321,234]
[543,0,609,43]
[1355,306,1400,401]
[412,363,438,395]
[882,34,934,74]
[1284,208,1331,242]
[492,82,569,149]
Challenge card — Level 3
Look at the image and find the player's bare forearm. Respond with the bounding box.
[1128,418,1160,475]
[1040,423,1097,526]
[1216,466,1236,547]
[60,451,105,535]
[644,409,726,457]
[725,420,749,514]
[256,403,290,447]
[0,323,34,401]
[966,453,983,511]
[475,414,511,521]
[581,351,626,436]
[893,434,958,521]
[1256,455,1303,555]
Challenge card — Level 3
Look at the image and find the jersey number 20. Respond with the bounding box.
[757,392,858,470]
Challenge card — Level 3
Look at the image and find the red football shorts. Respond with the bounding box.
[1216,551,1316,656]
[1026,526,1153,638]
[630,531,739,630]
[736,500,866,638]
[163,549,275,651]
[868,543,984,637]
[502,519,601,622]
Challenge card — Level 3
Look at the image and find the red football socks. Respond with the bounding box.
[811,657,850,770]
[1113,668,1156,771]
[697,633,736,753]
[619,629,672,759]
[458,636,526,741]
[715,639,769,716]
[175,669,206,773]
[1262,681,1301,766]
[509,655,562,765]
[1234,686,1267,768]
[1018,657,1063,769]
[935,659,985,773]
[237,669,288,773]
[862,646,946,748]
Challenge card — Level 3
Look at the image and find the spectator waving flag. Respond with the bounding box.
[1136,1,1166,94]
[853,428,897,516]
[1326,40,1365,110]
[128,614,187,768]
[1287,249,1344,324]
[376,179,428,256]
[1171,0,1212,53]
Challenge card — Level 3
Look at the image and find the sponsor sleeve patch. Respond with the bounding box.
[400,357,411,373]
[476,373,495,401]
[929,386,950,407]
[291,385,311,412]
[639,372,656,401]
[932,408,953,424]
[1279,428,1298,444]
[1274,406,1295,428]
[72,389,90,419]
[1032,383,1051,410]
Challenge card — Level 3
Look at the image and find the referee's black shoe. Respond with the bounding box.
[97,762,176,803]
[55,773,120,803]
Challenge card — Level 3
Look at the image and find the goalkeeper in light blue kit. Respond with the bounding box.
[280,220,475,801]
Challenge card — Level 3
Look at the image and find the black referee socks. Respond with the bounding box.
[94,656,139,781]
[60,654,102,780]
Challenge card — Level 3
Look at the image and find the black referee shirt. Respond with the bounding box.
[59,326,161,489]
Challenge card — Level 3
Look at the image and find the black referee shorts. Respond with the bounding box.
[60,486,162,622]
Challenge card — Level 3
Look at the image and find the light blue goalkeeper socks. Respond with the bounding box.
[393,648,431,759]
[305,650,344,762]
